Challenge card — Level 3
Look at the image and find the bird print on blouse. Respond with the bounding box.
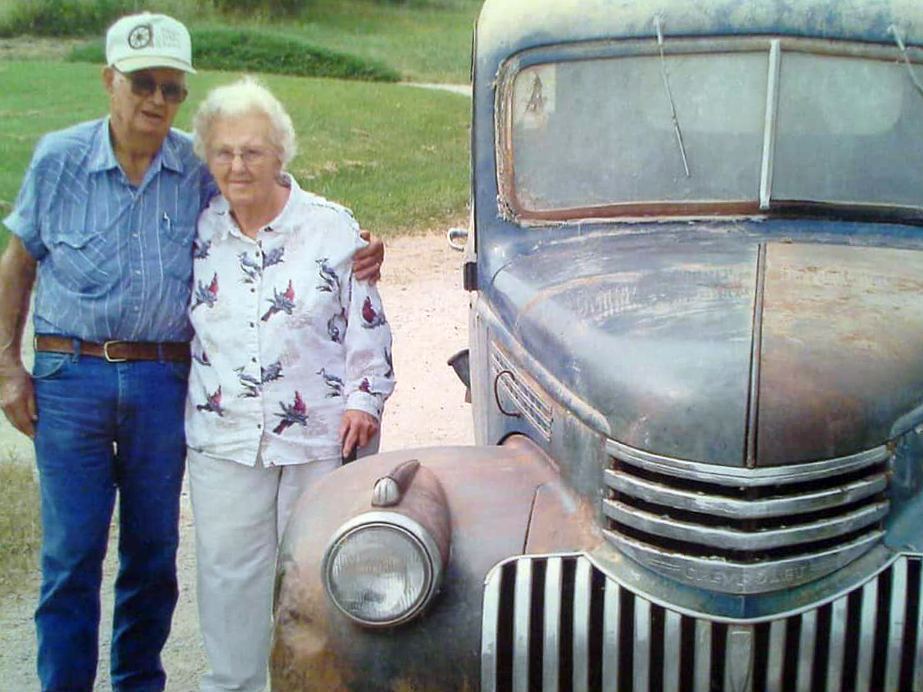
[327,307,347,344]
[263,246,285,269]
[197,386,224,416]
[239,251,261,283]
[384,347,394,379]
[318,368,344,398]
[316,258,339,293]
[361,296,387,328]
[235,367,260,398]
[191,273,219,311]
[261,280,296,322]
[273,391,307,434]
[193,239,211,260]
[261,360,284,384]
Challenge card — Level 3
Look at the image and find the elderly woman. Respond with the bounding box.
[185,77,395,692]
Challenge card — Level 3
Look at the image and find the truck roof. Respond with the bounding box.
[476,0,923,71]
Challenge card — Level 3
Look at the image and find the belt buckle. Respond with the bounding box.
[103,340,127,363]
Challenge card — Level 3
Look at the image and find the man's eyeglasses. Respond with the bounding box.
[210,147,272,166]
[116,69,188,104]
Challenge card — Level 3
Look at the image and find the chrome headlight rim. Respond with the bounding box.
[322,510,444,628]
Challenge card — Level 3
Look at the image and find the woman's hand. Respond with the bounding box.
[353,231,385,283]
[339,409,379,458]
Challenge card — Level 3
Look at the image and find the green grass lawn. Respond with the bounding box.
[0,61,471,242]
[265,0,479,84]
[0,0,482,83]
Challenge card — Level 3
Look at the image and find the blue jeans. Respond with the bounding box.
[32,349,190,692]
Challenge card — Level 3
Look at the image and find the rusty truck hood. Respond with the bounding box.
[490,232,923,466]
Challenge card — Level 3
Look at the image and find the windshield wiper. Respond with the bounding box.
[889,25,923,99]
[654,15,690,177]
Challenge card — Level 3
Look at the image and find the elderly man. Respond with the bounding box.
[0,13,382,692]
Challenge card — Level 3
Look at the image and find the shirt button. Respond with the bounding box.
[249,322,255,328]
[251,357,257,363]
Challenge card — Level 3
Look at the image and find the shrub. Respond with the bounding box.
[0,0,135,38]
[69,27,401,82]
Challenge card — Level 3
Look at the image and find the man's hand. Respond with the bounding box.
[354,230,384,283]
[339,409,379,458]
[0,364,36,438]
[0,237,37,438]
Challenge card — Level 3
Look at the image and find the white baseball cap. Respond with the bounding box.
[106,12,196,74]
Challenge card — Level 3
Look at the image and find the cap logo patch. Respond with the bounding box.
[127,23,153,50]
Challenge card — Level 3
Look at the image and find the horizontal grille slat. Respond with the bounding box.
[604,498,888,551]
[606,438,890,486]
[605,469,888,519]
[482,554,923,692]
[606,441,891,593]
[607,528,884,594]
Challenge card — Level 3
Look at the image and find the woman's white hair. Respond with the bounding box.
[192,76,297,166]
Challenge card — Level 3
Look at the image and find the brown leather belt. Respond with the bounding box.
[34,335,190,363]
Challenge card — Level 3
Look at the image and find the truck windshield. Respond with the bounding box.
[507,45,923,218]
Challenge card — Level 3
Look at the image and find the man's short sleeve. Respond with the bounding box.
[3,142,50,261]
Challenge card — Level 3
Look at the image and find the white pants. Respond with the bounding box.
[188,449,341,692]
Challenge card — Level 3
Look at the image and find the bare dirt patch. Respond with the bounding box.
[0,229,474,691]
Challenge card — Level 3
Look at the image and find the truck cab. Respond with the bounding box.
[271,1,923,690]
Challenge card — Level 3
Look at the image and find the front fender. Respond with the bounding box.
[270,436,601,692]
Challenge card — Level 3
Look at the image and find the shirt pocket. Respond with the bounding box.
[159,219,196,282]
[45,224,116,298]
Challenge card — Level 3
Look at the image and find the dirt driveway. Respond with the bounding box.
[0,230,475,691]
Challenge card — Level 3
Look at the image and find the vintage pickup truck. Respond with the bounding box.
[271,1,923,690]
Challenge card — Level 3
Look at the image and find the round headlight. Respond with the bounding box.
[323,513,442,627]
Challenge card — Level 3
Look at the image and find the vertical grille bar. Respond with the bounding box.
[573,558,593,692]
[766,621,786,692]
[915,559,923,691]
[724,626,755,692]
[513,559,533,692]
[796,612,817,692]
[694,620,712,692]
[482,565,503,692]
[634,598,652,692]
[483,555,923,692]
[826,597,848,692]
[602,579,621,690]
[856,580,879,692]
[886,559,908,692]
[663,610,682,692]
[543,558,563,692]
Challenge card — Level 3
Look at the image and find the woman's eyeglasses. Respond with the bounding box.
[210,148,271,166]
[117,69,188,104]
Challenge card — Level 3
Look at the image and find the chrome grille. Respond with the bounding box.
[481,554,923,692]
[604,439,890,594]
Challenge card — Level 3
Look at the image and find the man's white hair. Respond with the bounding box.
[192,76,297,166]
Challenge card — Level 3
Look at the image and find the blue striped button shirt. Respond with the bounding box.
[3,118,217,342]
